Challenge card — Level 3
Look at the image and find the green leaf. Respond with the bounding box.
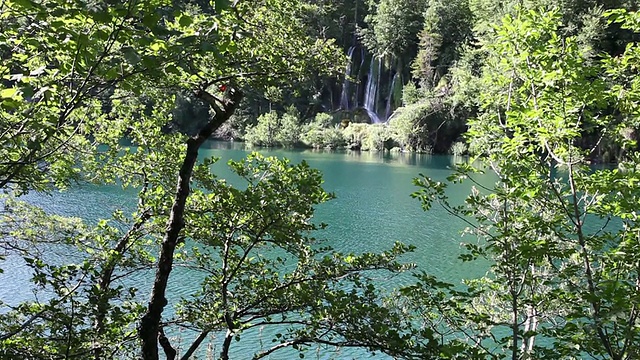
[0,88,17,99]
[215,0,230,14]
[122,46,141,65]
[178,14,193,27]
[13,0,34,9]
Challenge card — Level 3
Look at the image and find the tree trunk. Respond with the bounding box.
[139,87,243,360]
[220,330,234,360]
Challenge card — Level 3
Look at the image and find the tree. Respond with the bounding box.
[0,0,189,192]
[300,112,346,149]
[0,0,343,191]
[175,153,416,360]
[412,0,473,88]
[0,1,425,359]
[244,109,303,148]
[244,111,281,147]
[360,0,426,65]
[410,8,640,359]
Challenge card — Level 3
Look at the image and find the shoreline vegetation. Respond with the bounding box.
[213,110,468,155]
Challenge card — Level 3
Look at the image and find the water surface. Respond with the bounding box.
[1,142,491,359]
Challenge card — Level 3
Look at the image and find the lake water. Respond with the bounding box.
[1,141,493,359]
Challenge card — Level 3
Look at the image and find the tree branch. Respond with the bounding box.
[158,327,177,360]
[139,86,243,360]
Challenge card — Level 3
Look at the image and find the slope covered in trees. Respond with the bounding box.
[217,0,639,157]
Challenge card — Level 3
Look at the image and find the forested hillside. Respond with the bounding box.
[209,0,638,158]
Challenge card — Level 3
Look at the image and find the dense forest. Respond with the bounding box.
[202,0,638,158]
[1,0,640,359]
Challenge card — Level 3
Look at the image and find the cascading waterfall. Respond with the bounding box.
[385,72,399,120]
[339,46,356,110]
[339,49,401,123]
[354,47,365,108]
[363,57,382,124]
[375,59,382,116]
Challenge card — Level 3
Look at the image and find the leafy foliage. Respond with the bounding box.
[244,110,304,148]
[300,113,346,149]
[0,0,370,359]
[412,0,473,88]
[178,153,416,359]
[360,0,426,63]
[409,8,640,359]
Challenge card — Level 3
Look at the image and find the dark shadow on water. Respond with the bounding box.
[203,140,474,170]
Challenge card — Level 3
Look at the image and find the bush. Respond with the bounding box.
[402,81,423,106]
[388,97,467,153]
[388,102,431,151]
[341,123,392,151]
[276,112,301,147]
[244,109,304,147]
[313,112,333,128]
[244,112,281,147]
[342,123,369,150]
[301,113,345,149]
[363,124,391,151]
[449,141,468,156]
[322,127,346,149]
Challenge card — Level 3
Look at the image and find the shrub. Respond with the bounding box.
[449,141,468,156]
[342,123,369,150]
[276,112,301,147]
[363,124,391,152]
[245,110,303,147]
[322,126,346,149]
[301,113,345,149]
[388,102,431,151]
[244,112,280,147]
[402,81,423,106]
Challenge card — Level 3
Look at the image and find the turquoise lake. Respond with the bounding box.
[1,142,494,359]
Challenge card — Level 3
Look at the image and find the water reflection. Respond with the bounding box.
[2,140,495,359]
[204,140,475,169]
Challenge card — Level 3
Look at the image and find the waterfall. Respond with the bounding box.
[354,47,365,108]
[339,46,356,110]
[363,57,382,124]
[385,72,399,120]
[374,59,382,117]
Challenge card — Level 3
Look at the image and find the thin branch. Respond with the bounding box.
[180,330,210,360]
[253,338,307,359]
[201,70,294,89]
[0,276,84,341]
[158,327,177,360]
